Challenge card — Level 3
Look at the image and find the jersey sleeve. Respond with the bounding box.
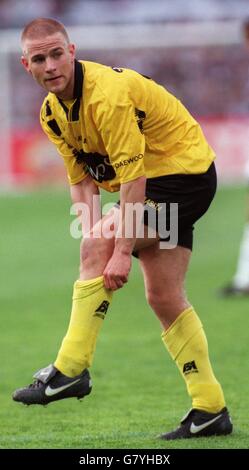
[94,96,146,184]
[40,107,88,185]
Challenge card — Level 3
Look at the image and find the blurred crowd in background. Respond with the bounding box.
[1,0,249,27]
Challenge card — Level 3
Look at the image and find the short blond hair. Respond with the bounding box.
[21,17,70,49]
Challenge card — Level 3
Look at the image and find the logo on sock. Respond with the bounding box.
[183,360,198,375]
[94,300,110,319]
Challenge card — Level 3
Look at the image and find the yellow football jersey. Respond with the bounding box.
[40,60,215,192]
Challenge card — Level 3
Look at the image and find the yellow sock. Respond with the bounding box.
[162,306,225,413]
[54,276,112,377]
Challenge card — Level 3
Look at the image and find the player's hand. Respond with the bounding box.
[103,251,132,290]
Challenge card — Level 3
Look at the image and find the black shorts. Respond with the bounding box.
[144,162,217,250]
[117,162,217,252]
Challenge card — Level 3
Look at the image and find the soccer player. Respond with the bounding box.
[13,18,233,440]
[220,19,249,297]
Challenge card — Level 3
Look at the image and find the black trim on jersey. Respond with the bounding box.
[135,108,146,134]
[58,99,69,119]
[47,119,62,136]
[45,101,52,116]
[73,60,83,99]
[57,60,83,122]
[72,96,81,121]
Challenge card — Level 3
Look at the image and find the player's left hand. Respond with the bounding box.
[103,251,132,290]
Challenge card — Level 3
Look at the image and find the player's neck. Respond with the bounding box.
[56,83,74,100]
[56,67,75,101]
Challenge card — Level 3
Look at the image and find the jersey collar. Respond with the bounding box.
[73,59,84,99]
[57,60,83,121]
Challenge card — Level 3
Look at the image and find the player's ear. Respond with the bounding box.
[21,56,31,74]
[68,43,76,62]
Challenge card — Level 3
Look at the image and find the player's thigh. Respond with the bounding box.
[139,243,191,296]
[89,205,159,251]
[134,223,160,251]
[88,205,120,240]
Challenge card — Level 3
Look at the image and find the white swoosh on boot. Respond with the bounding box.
[45,379,81,396]
[190,414,222,434]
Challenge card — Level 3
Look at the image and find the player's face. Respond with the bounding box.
[21,33,76,99]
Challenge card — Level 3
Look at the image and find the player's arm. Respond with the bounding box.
[99,106,146,289]
[70,175,101,237]
[103,175,146,290]
[94,86,147,289]
[116,175,146,253]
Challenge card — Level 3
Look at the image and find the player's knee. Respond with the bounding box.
[146,288,160,310]
[146,287,186,315]
[80,236,113,270]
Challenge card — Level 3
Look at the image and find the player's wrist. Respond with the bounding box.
[114,238,134,256]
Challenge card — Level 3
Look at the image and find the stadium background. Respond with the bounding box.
[0,0,248,451]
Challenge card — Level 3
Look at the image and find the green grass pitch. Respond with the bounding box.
[0,185,248,449]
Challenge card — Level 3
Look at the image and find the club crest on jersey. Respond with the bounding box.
[75,150,116,182]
